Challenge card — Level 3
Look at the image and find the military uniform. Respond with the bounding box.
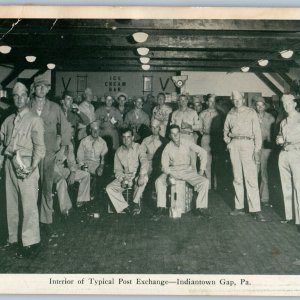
[106,143,148,213]
[155,139,208,209]
[224,105,262,212]
[78,100,96,140]
[95,106,123,150]
[198,108,223,189]
[77,135,108,175]
[0,107,45,246]
[54,143,90,210]
[278,112,300,225]
[171,107,199,169]
[152,104,172,137]
[256,111,275,204]
[29,98,71,225]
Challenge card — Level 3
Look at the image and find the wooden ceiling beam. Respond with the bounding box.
[4,35,300,50]
[45,19,300,31]
[255,72,283,96]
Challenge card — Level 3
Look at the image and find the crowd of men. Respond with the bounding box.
[0,73,299,260]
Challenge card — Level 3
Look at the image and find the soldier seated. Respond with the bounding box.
[106,127,148,216]
[154,125,211,220]
[54,134,91,212]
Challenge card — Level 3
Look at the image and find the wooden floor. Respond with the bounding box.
[0,188,300,274]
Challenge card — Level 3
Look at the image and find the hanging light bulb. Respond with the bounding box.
[47,63,56,70]
[258,59,269,67]
[280,49,294,59]
[140,57,150,64]
[141,64,150,71]
[137,47,149,56]
[0,45,11,54]
[241,66,250,73]
[132,32,148,43]
[25,56,36,63]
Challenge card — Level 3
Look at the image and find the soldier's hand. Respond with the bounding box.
[96,165,104,177]
[276,135,284,145]
[137,175,146,187]
[121,179,128,189]
[67,171,76,185]
[253,151,261,164]
[199,169,207,178]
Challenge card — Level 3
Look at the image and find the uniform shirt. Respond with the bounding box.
[279,112,300,145]
[124,109,150,129]
[141,135,163,162]
[152,104,172,127]
[161,139,207,176]
[29,98,71,153]
[114,142,148,182]
[95,106,123,129]
[198,108,222,135]
[171,107,199,134]
[257,111,275,148]
[0,107,45,161]
[77,135,108,166]
[224,106,262,152]
[78,101,95,126]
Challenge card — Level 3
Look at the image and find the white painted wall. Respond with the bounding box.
[182,71,275,97]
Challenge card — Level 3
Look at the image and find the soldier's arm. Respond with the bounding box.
[138,145,149,176]
[76,140,85,166]
[31,117,46,169]
[114,151,125,182]
[252,111,262,152]
[223,114,231,144]
[189,142,207,172]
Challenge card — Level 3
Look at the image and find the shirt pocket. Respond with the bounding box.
[16,131,31,150]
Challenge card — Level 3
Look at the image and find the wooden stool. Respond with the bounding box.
[169,179,193,218]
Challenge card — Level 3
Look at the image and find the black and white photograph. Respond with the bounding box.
[0,6,300,295]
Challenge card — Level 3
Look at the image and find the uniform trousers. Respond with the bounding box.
[106,176,148,213]
[257,148,271,203]
[53,164,91,211]
[201,134,217,189]
[5,158,40,246]
[155,165,209,209]
[228,139,261,212]
[39,151,56,224]
[278,149,300,224]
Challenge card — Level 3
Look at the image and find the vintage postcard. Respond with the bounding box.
[0,5,300,296]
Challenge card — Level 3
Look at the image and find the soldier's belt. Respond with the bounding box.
[232,136,253,140]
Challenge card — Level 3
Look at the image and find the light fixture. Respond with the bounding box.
[25,56,36,63]
[258,59,269,67]
[241,66,250,73]
[140,57,150,64]
[280,49,294,59]
[132,32,148,43]
[141,64,150,71]
[137,47,149,56]
[47,63,56,70]
[111,26,117,31]
[0,45,11,54]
